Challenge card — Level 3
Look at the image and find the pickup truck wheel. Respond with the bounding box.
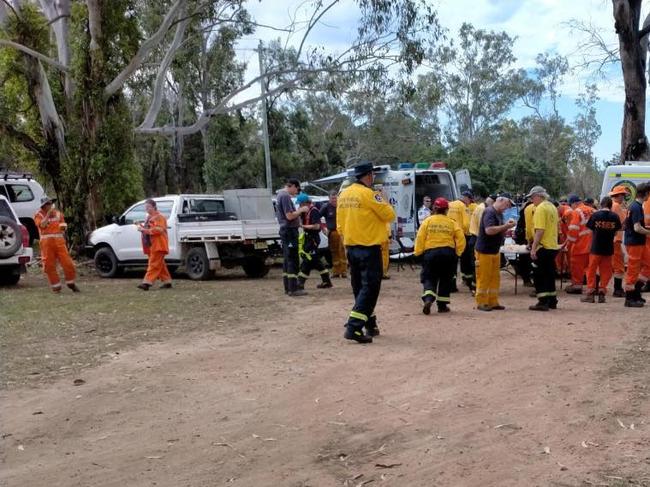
[0,268,20,286]
[243,256,270,278]
[94,247,120,278]
[186,247,211,280]
[0,216,21,258]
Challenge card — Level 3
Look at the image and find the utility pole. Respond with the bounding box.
[258,40,273,192]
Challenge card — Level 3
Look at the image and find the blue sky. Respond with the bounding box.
[237,0,643,162]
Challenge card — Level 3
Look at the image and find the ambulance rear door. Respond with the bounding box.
[454,169,472,194]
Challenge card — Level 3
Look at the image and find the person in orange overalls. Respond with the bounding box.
[137,199,172,290]
[556,200,572,277]
[34,196,80,293]
[623,182,650,307]
[609,185,630,297]
[564,194,595,294]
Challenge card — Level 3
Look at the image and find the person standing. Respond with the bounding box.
[275,178,308,297]
[564,194,595,294]
[337,162,396,343]
[448,191,474,292]
[414,197,466,314]
[608,185,629,297]
[34,196,80,293]
[580,196,621,303]
[527,186,560,311]
[320,191,347,278]
[623,182,650,307]
[468,195,493,243]
[296,193,333,290]
[513,198,534,287]
[418,196,432,223]
[642,194,650,293]
[474,196,516,311]
[137,199,172,290]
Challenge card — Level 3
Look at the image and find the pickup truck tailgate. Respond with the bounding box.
[177,219,279,242]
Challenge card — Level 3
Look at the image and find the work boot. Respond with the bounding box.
[67,283,81,293]
[642,281,650,293]
[137,283,151,291]
[344,326,372,343]
[548,300,558,310]
[160,283,172,289]
[529,302,549,311]
[289,289,308,297]
[624,291,644,308]
[422,298,434,315]
[613,278,624,297]
[365,318,380,337]
[287,278,307,297]
[437,303,450,313]
[635,282,646,303]
[491,304,506,310]
[317,275,333,289]
[477,304,492,311]
[580,292,595,303]
[597,291,606,303]
[565,284,583,295]
[297,277,306,291]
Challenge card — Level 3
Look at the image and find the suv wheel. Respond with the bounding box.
[0,216,21,258]
[0,267,20,286]
[94,247,120,278]
[186,247,211,280]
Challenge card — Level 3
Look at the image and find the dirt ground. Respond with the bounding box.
[1,265,650,487]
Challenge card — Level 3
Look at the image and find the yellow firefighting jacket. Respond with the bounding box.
[337,182,396,246]
[414,214,466,257]
[447,200,470,235]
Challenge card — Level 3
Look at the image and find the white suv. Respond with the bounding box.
[0,195,33,285]
[0,172,47,244]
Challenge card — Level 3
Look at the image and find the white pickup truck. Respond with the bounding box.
[86,190,280,280]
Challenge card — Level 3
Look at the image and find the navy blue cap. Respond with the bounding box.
[567,194,582,204]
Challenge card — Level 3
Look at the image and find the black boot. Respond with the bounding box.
[317,274,333,289]
[642,281,650,293]
[344,326,372,343]
[635,282,646,303]
[422,297,434,315]
[288,278,307,297]
[624,291,644,308]
[613,278,625,298]
[365,315,380,337]
[297,276,306,291]
[437,303,450,313]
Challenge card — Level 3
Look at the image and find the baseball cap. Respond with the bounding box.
[608,185,630,197]
[567,194,582,205]
[525,186,549,199]
[433,197,449,209]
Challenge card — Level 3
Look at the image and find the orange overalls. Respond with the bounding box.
[566,203,594,287]
[612,200,627,280]
[34,208,76,292]
[556,204,572,274]
[141,212,171,285]
[624,200,650,291]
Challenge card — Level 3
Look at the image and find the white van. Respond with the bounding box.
[600,162,650,203]
[315,163,469,240]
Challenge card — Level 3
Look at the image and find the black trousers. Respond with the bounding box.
[280,227,299,292]
[346,245,383,329]
[421,247,456,306]
[460,235,475,287]
[299,246,330,283]
[533,248,558,305]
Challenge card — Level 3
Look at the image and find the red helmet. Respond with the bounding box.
[433,197,449,209]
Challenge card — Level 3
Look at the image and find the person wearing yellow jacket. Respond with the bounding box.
[337,162,396,343]
[448,191,475,292]
[414,197,466,314]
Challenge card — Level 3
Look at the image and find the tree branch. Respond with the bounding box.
[138,7,189,129]
[0,121,43,157]
[0,38,69,72]
[104,0,186,98]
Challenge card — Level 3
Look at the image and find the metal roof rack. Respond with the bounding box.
[0,170,33,181]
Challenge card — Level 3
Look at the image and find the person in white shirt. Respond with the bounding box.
[418,196,432,223]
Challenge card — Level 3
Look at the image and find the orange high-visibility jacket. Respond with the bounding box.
[612,201,627,243]
[558,204,572,243]
[142,212,169,254]
[566,203,594,255]
[34,208,66,238]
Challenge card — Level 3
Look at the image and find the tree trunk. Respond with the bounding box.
[613,0,650,161]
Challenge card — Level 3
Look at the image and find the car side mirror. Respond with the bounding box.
[117,215,126,225]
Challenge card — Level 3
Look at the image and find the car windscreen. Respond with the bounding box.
[0,199,17,220]
[122,200,174,224]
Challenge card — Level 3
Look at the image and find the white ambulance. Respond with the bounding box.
[313,162,471,240]
[600,162,650,203]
